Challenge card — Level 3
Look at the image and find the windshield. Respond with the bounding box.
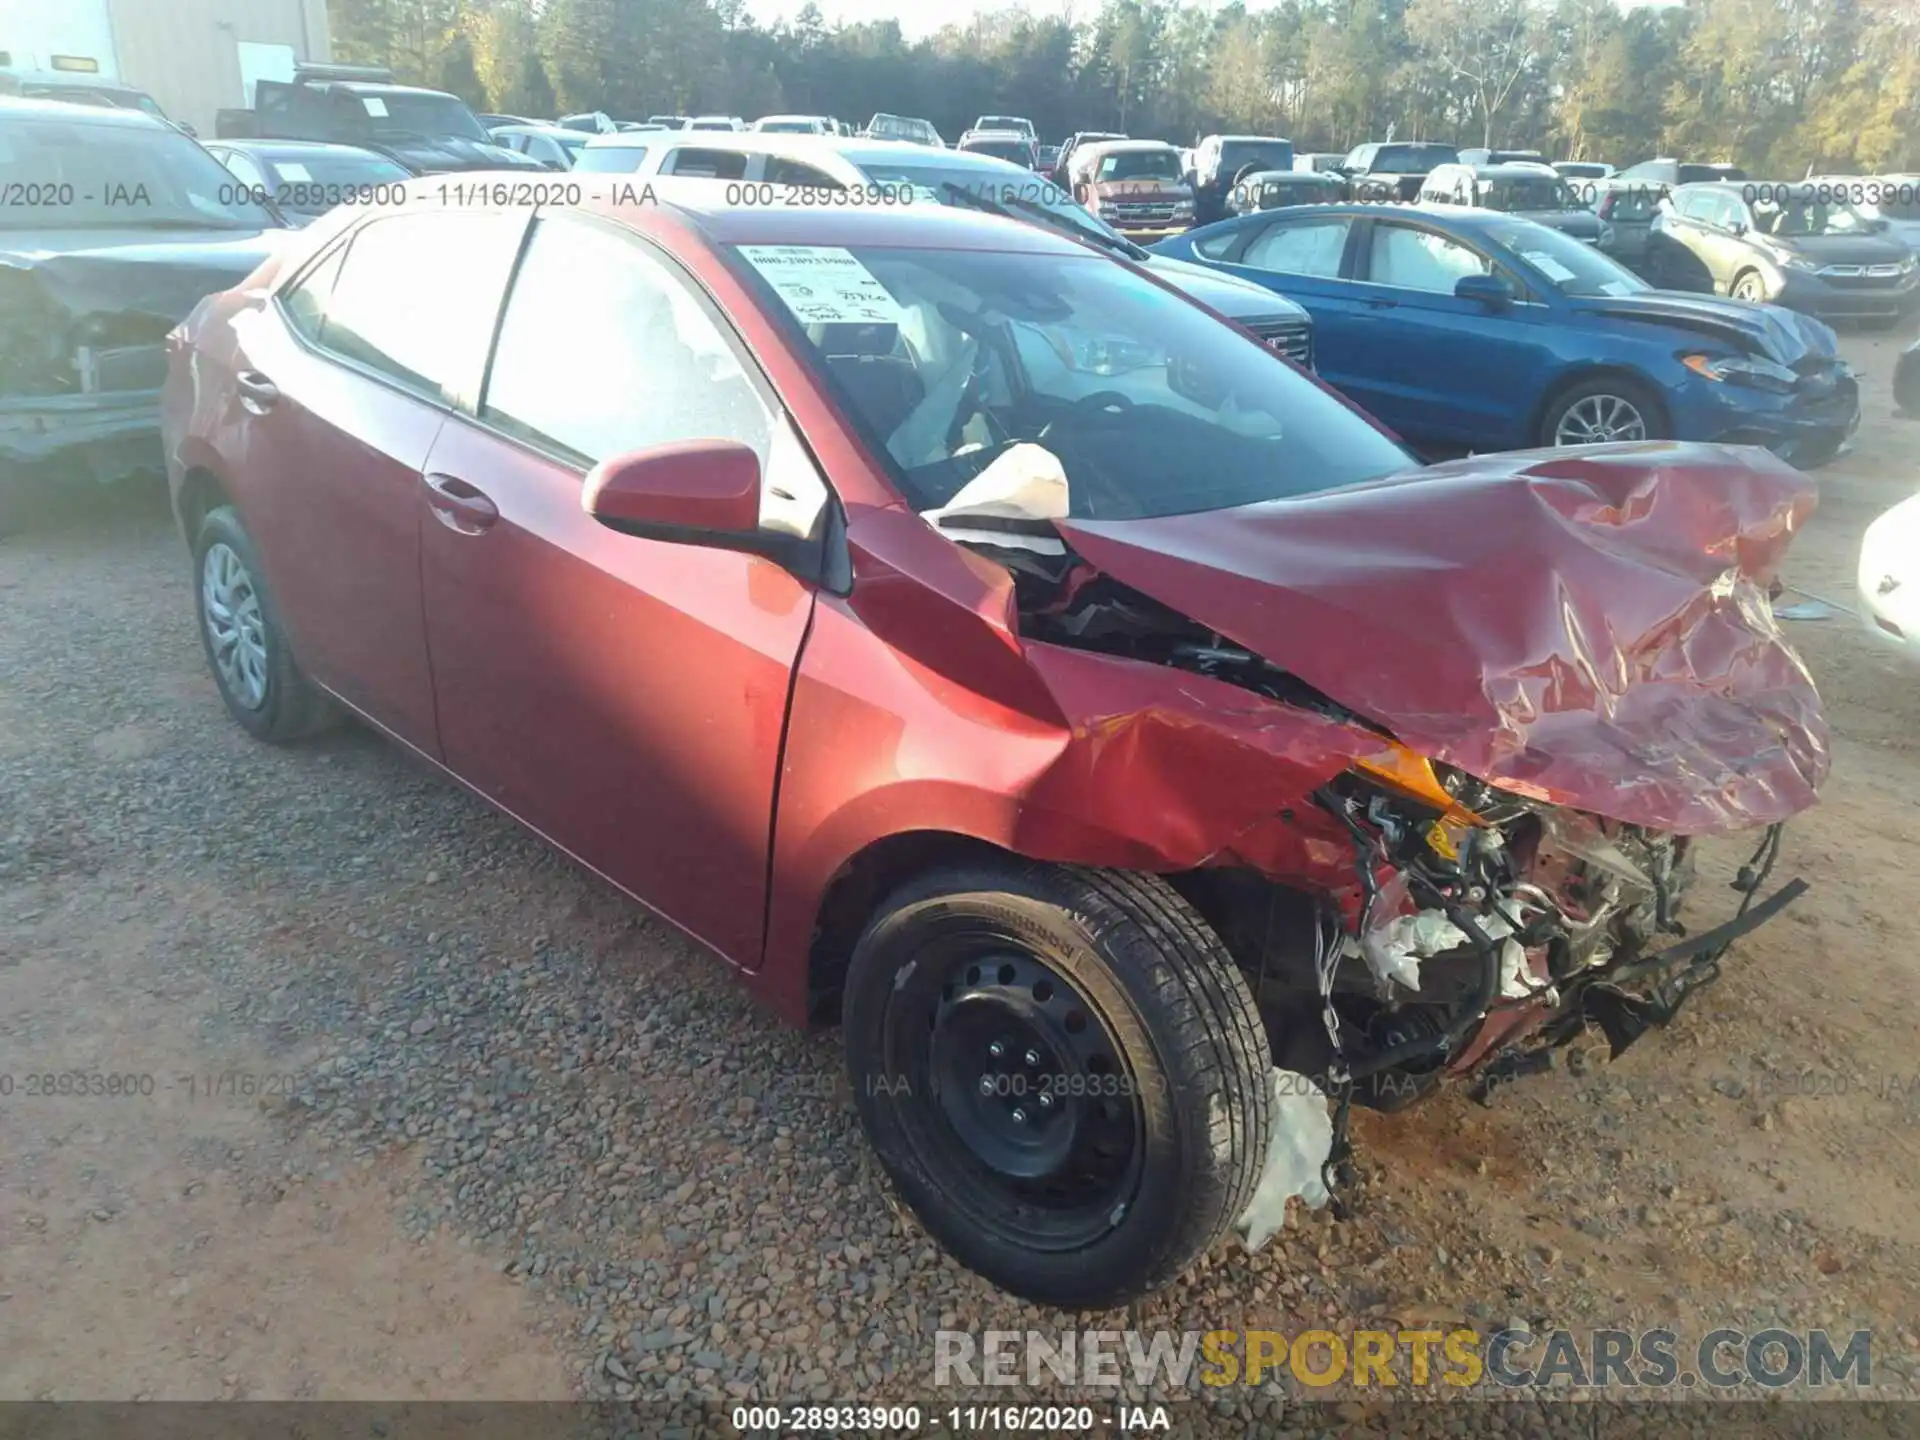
[1097,150,1180,182]
[870,115,938,144]
[355,90,487,141]
[1375,144,1457,173]
[1220,140,1292,173]
[0,117,276,230]
[574,144,647,173]
[265,149,410,211]
[1752,196,1872,237]
[965,138,1031,163]
[1486,220,1650,296]
[1556,162,1608,179]
[759,120,818,133]
[1483,175,1581,211]
[728,244,1409,520]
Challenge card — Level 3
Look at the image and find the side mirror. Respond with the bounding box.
[176,120,199,137]
[584,439,763,543]
[1726,219,1747,236]
[1868,216,1892,233]
[1455,273,1515,308]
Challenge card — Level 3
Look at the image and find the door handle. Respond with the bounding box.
[235,370,279,413]
[424,472,499,534]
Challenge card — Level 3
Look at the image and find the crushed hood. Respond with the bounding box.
[1574,291,1837,365]
[0,229,283,327]
[1055,443,1829,835]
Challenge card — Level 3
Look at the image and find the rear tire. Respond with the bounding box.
[192,504,338,743]
[842,861,1272,1310]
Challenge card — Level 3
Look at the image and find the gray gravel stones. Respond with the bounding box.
[4,500,1916,1419]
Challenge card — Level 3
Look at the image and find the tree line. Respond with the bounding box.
[331,0,1920,174]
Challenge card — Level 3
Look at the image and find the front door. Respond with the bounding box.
[1341,217,1551,448]
[418,213,823,965]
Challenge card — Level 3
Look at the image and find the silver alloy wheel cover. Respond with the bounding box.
[1553,392,1649,446]
[201,541,270,711]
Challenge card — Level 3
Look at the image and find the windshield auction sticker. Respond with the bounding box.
[738,245,905,326]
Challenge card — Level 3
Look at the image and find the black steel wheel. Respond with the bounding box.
[842,862,1271,1310]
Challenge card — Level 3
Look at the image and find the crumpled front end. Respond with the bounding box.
[937,441,1825,1165]
[0,262,174,482]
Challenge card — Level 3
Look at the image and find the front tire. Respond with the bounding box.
[1732,269,1768,303]
[193,504,338,743]
[842,862,1272,1310]
[1539,375,1667,448]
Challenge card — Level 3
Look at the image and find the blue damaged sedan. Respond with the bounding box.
[1152,204,1860,467]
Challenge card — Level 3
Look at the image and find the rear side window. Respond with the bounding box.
[481,215,771,467]
[575,145,646,173]
[310,211,526,401]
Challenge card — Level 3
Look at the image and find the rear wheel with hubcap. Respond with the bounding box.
[842,862,1272,1310]
[193,505,338,743]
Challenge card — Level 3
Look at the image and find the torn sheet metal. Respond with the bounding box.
[1237,1069,1333,1252]
[3,230,278,478]
[1056,443,1829,835]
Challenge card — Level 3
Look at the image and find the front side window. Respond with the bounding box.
[483,215,772,468]
[728,243,1411,520]
[1367,224,1491,292]
[1242,217,1352,276]
[315,211,525,398]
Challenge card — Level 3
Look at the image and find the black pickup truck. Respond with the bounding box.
[214,63,546,175]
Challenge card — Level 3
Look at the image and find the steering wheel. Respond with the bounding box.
[1039,390,1135,443]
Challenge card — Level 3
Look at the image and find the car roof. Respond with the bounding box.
[1672,180,1744,192]
[211,138,395,158]
[1079,139,1176,156]
[1211,134,1291,144]
[1460,162,1561,178]
[489,123,580,138]
[0,93,163,128]
[1,66,147,92]
[580,130,1011,171]
[962,129,1030,142]
[316,80,457,98]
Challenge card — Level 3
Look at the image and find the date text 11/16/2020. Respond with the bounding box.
[0,1071,301,1100]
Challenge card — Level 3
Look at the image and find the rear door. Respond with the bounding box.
[230,209,527,752]
[1341,216,1552,447]
[416,212,825,965]
[1202,213,1368,392]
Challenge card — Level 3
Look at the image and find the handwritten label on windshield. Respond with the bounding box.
[738,245,904,326]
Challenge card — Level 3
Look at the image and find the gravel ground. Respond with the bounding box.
[2,330,1917,1432]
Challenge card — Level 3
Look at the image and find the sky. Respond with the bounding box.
[743,0,1683,45]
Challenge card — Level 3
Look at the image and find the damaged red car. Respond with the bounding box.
[162,186,1827,1310]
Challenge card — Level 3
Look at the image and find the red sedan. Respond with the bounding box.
[163,183,1827,1309]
